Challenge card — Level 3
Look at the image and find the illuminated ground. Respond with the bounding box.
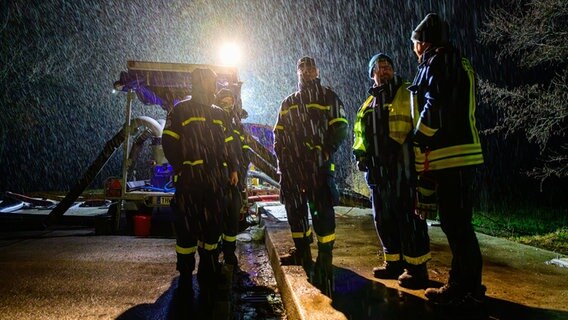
[0,205,567,320]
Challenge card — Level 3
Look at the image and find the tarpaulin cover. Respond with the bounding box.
[114,61,239,108]
[243,123,274,154]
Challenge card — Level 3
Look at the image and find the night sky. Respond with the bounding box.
[0,0,523,195]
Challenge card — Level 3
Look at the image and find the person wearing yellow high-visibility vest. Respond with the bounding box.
[353,53,431,289]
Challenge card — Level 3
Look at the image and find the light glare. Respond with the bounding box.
[219,42,241,66]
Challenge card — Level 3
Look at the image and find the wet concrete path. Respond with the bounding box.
[0,226,284,320]
[0,205,567,319]
[263,206,568,320]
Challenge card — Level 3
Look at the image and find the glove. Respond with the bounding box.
[416,174,437,220]
[356,157,368,172]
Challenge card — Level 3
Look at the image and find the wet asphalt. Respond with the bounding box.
[0,205,567,320]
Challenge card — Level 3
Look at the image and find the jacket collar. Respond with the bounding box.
[298,78,321,91]
[368,76,402,98]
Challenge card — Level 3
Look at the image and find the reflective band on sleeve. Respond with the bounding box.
[305,142,322,150]
[328,117,348,126]
[182,159,204,166]
[162,130,180,140]
[418,186,436,197]
[176,245,197,255]
[417,120,438,137]
[182,117,206,126]
[279,105,299,116]
[306,103,331,111]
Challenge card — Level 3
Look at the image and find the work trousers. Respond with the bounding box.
[279,166,337,245]
[223,164,248,240]
[222,185,242,244]
[370,160,430,266]
[173,178,225,275]
[424,167,482,291]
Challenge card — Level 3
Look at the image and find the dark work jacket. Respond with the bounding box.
[224,109,251,188]
[273,78,348,176]
[408,45,484,173]
[353,76,412,167]
[162,99,236,189]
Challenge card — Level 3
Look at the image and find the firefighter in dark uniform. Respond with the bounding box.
[215,88,251,267]
[353,53,431,289]
[162,68,238,298]
[409,13,485,307]
[273,56,348,296]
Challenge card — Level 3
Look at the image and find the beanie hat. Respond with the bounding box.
[368,53,393,79]
[297,56,316,69]
[191,68,217,106]
[411,13,449,46]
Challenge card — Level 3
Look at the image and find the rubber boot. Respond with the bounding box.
[398,263,429,289]
[172,253,196,318]
[196,247,221,309]
[296,237,313,274]
[313,241,334,297]
[222,240,238,266]
[280,236,313,274]
[176,252,196,296]
[373,260,403,279]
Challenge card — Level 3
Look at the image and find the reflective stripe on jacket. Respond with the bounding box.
[353,78,413,164]
[409,46,483,172]
[273,79,348,171]
[162,99,236,182]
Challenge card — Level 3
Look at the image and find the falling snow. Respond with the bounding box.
[0,0,561,207]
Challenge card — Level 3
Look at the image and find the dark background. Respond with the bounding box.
[0,0,563,208]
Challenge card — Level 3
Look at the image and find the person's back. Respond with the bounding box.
[412,45,482,170]
[169,99,229,187]
[162,67,237,308]
[410,13,485,308]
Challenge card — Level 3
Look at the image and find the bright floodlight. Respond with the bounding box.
[219,42,241,66]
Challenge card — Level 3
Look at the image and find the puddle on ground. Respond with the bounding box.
[234,238,286,319]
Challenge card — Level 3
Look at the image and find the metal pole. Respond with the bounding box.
[115,90,134,231]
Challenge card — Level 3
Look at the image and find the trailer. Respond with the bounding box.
[47,61,280,233]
